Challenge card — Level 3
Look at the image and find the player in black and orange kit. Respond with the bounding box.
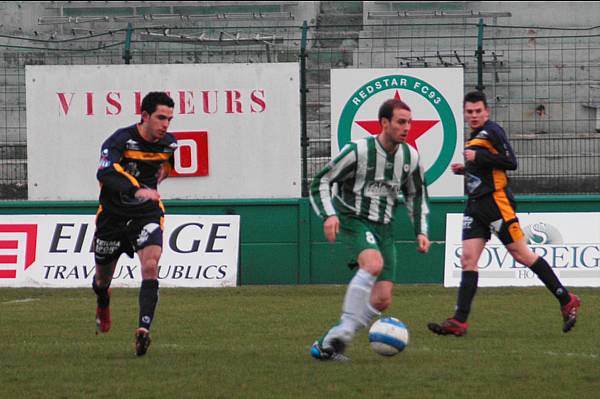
[92,92,177,356]
[428,91,580,336]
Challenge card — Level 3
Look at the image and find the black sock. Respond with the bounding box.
[453,271,479,323]
[92,277,110,308]
[139,279,159,330]
[529,257,570,306]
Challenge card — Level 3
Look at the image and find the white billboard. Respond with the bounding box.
[331,68,464,197]
[445,212,600,287]
[26,63,300,200]
[0,215,240,288]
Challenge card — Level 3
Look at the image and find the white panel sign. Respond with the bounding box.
[445,212,600,287]
[0,215,240,288]
[331,68,464,197]
[26,63,300,200]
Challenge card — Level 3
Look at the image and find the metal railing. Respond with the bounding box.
[1,21,600,199]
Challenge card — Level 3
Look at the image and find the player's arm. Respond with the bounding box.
[468,128,517,170]
[401,155,430,252]
[157,137,178,184]
[97,134,160,202]
[309,143,356,242]
[156,161,172,184]
[96,134,140,197]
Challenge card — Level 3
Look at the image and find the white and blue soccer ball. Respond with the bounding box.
[368,316,409,356]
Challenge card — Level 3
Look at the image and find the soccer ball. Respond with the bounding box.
[368,317,409,356]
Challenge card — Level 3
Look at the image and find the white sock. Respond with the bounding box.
[326,269,379,344]
[348,302,380,328]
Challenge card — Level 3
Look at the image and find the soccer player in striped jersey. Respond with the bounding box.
[309,98,431,361]
[92,92,177,356]
[428,91,580,337]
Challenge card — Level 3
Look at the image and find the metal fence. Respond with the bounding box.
[2,21,600,199]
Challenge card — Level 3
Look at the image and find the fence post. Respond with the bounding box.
[476,18,485,91]
[122,23,133,64]
[299,21,309,197]
[297,198,311,283]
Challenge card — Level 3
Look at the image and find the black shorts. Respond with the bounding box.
[93,210,164,265]
[462,190,524,245]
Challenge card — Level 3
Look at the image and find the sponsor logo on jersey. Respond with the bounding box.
[364,181,401,197]
[476,130,489,139]
[125,139,141,150]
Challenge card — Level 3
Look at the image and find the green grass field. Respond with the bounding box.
[1,286,598,398]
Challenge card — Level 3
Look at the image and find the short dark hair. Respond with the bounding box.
[463,91,488,108]
[378,98,411,123]
[141,92,175,116]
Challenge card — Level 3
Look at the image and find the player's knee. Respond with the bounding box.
[147,256,159,267]
[143,260,159,272]
[460,253,477,270]
[358,251,384,276]
[94,261,117,287]
[140,257,160,278]
[515,251,538,267]
[94,276,110,288]
[139,249,161,267]
[362,261,383,276]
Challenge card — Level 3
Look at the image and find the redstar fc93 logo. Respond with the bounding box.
[337,74,458,185]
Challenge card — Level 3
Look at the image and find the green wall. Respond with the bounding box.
[1,196,600,285]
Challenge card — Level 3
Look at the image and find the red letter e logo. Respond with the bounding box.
[0,224,37,279]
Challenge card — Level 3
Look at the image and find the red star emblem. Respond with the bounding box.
[354,91,439,149]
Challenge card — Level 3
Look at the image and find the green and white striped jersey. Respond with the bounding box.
[310,135,429,236]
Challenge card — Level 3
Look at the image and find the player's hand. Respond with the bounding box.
[463,149,476,162]
[416,234,430,253]
[450,163,465,175]
[156,163,170,184]
[134,188,161,202]
[324,215,340,243]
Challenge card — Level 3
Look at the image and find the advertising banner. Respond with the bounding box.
[331,68,464,196]
[445,212,600,287]
[26,63,300,200]
[0,215,240,288]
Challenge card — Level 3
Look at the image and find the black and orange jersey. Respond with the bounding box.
[464,120,517,198]
[96,124,177,218]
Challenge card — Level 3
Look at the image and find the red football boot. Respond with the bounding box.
[561,293,581,333]
[95,288,112,334]
[427,318,468,337]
